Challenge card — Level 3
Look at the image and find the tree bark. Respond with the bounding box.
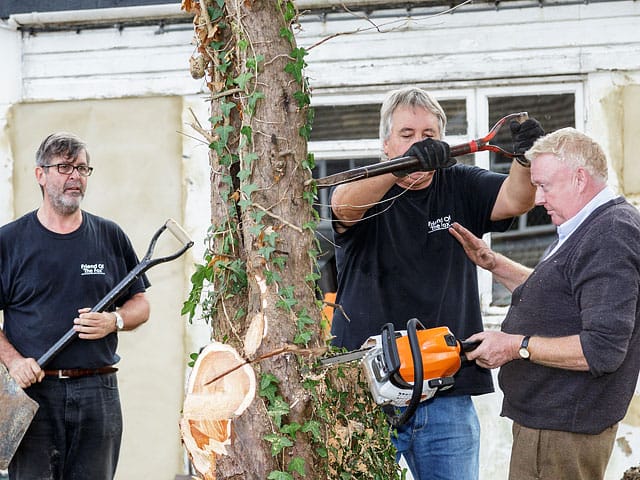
[205,0,321,477]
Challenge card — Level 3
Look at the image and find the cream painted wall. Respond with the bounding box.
[623,85,640,196]
[7,97,190,479]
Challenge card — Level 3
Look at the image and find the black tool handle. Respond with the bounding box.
[37,219,193,367]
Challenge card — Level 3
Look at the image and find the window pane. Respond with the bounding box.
[310,104,380,141]
[488,93,575,172]
[488,93,575,306]
[310,98,467,142]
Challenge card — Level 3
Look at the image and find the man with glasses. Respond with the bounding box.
[0,132,150,480]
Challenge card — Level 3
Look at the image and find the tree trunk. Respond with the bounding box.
[200,0,321,477]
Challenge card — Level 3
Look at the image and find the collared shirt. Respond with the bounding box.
[544,186,618,259]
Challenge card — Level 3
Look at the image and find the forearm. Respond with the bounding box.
[117,293,150,331]
[528,335,589,371]
[491,162,536,221]
[490,252,533,292]
[331,174,398,225]
[0,329,25,367]
[467,332,589,371]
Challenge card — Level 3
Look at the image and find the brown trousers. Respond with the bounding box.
[508,422,618,480]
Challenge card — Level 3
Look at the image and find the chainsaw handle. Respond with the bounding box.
[37,219,194,368]
[460,340,481,353]
[308,111,529,189]
[459,339,482,364]
[385,318,425,428]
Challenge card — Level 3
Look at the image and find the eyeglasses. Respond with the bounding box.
[42,163,93,177]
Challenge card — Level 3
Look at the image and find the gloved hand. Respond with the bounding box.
[510,118,545,167]
[394,138,456,177]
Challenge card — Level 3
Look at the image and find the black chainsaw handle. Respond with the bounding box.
[459,339,482,363]
[37,219,194,368]
[385,318,424,428]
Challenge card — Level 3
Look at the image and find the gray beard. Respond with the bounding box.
[47,185,83,216]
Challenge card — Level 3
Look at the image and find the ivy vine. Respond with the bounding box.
[182,0,405,477]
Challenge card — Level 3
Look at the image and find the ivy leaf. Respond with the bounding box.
[294,330,312,345]
[244,152,259,167]
[220,101,235,117]
[264,433,293,456]
[287,457,306,476]
[301,420,322,442]
[267,471,293,480]
[280,422,301,436]
[240,183,258,199]
[233,72,254,90]
[246,54,265,70]
[240,125,253,145]
[247,91,265,115]
[267,396,291,427]
[279,27,294,44]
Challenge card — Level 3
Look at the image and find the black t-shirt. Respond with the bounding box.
[331,164,511,395]
[0,211,149,369]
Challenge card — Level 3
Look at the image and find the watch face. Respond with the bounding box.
[519,347,530,359]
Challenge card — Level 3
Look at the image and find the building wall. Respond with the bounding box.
[1,1,640,478]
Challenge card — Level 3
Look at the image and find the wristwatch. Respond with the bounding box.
[113,310,125,331]
[518,335,531,360]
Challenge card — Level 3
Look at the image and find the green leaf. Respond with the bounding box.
[279,28,294,44]
[287,457,306,476]
[220,101,235,117]
[267,396,291,427]
[247,91,265,115]
[283,1,296,22]
[240,125,253,145]
[301,420,322,442]
[240,183,259,198]
[246,54,265,70]
[294,331,312,345]
[237,168,251,181]
[244,152,259,167]
[267,471,293,480]
[233,72,254,90]
[264,433,294,456]
[280,422,301,436]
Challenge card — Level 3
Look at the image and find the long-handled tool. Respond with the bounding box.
[321,319,479,426]
[307,111,528,189]
[0,218,194,470]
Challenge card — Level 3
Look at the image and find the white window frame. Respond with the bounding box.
[310,80,584,315]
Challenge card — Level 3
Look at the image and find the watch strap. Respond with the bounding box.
[113,310,125,331]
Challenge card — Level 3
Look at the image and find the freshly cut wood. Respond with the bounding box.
[180,341,256,479]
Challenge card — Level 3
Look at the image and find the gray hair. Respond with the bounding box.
[525,127,608,182]
[379,87,447,160]
[36,132,90,167]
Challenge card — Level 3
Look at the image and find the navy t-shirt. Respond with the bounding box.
[0,211,149,369]
[331,164,511,395]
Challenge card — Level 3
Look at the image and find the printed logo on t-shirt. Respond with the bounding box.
[427,215,452,234]
[81,263,106,275]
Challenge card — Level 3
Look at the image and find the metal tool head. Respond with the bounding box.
[0,363,39,469]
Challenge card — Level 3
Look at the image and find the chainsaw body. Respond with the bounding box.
[360,324,462,407]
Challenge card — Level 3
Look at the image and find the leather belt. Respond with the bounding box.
[43,366,118,379]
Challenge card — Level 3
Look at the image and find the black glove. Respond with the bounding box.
[394,138,455,177]
[510,118,545,167]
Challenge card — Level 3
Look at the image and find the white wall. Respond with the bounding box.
[2,1,640,478]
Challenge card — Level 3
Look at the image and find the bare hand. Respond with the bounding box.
[74,308,116,339]
[8,357,44,388]
[464,331,521,369]
[449,222,497,271]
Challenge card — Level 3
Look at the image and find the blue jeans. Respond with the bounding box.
[9,373,122,480]
[391,395,480,480]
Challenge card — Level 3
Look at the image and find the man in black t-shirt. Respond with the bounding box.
[0,132,150,480]
[330,86,543,480]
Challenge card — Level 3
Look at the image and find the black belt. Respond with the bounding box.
[43,367,118,379]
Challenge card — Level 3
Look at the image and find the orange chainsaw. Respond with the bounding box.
[320,318,479,426]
